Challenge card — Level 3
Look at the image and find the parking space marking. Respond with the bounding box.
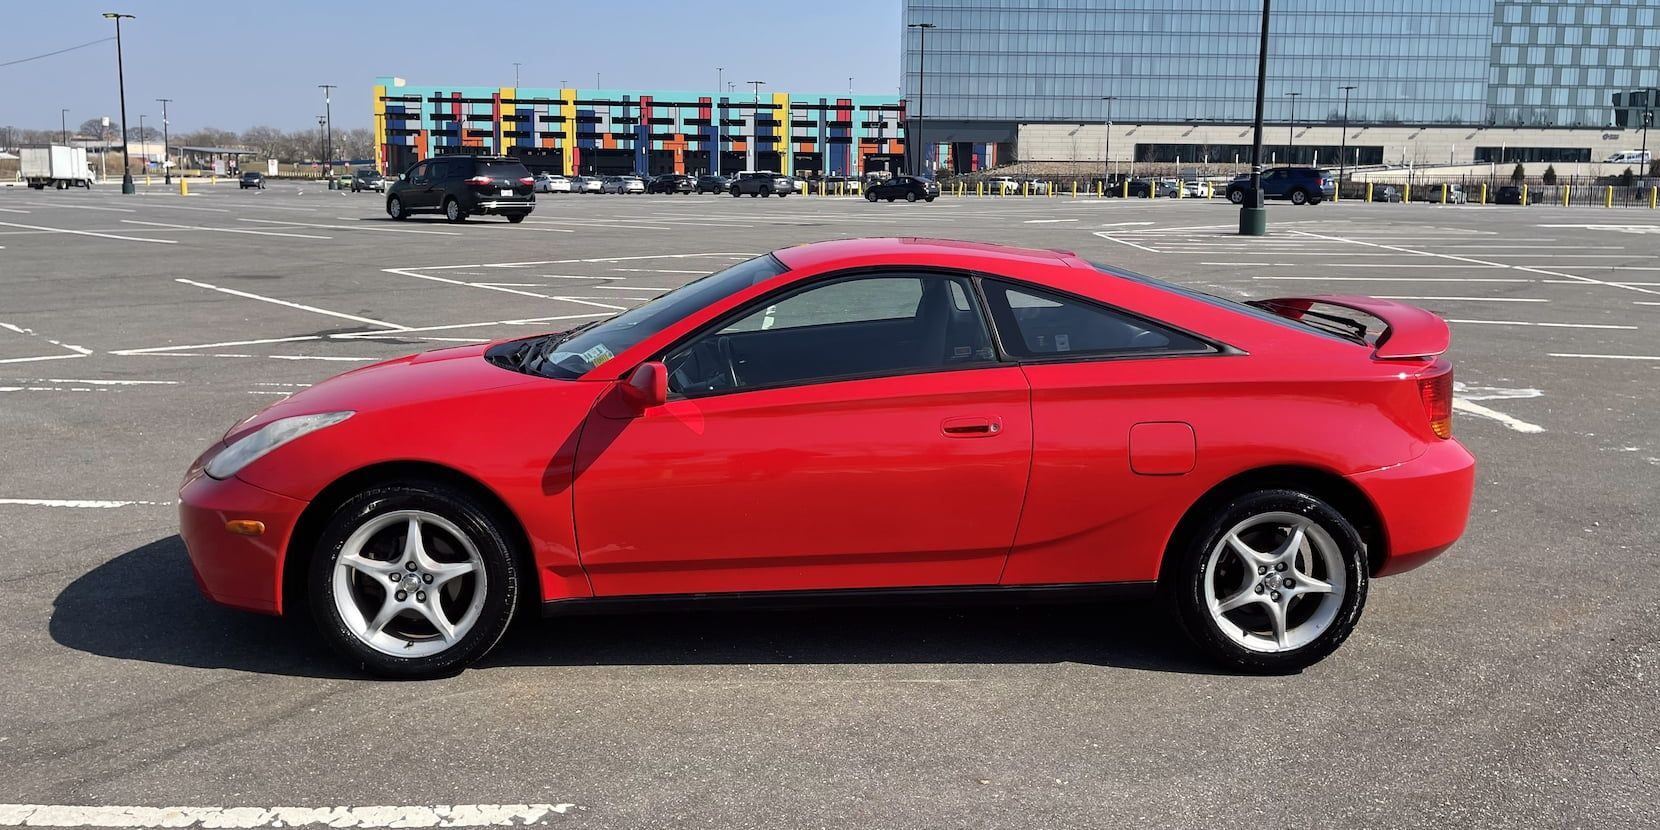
[1372,295,1549,302]
[0,803,576,827]
[130,202,232,213]
[0,220,176,244]
[609,268,707,274]
[238,217,461,236]
[1446,319,1638,330]
[15,201,135,213]
[0,498,173,508]
[1248,276,1535,282]
[174,279,405,329]
[122,219,330,240]
[0,207,30,214]
[1548,352,1660,360]
[1452,399,1545,433]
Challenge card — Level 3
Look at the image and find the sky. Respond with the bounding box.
[2,0,902,134]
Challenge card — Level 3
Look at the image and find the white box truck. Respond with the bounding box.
[21,146,95,190]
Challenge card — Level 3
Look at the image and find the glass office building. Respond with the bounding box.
[904,0,1660,146]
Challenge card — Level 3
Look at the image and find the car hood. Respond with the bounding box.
[223,343,536,442]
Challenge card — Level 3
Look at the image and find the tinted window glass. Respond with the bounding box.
[407,162,429,179]
[666,274,995,397]
[480,161,529,178]
[982,280,1210,358]
[535,254,789,380]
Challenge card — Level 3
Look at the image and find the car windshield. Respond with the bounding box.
[502,254,790,380]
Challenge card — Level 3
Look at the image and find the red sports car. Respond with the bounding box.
[180,238,1474,678]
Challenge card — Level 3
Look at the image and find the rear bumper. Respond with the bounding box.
[471,199,534,214]
[179,471,309,615]
[1350,439,1476,577]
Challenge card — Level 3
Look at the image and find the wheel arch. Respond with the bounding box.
[1158,465,1388,584]
[281,460,536,618]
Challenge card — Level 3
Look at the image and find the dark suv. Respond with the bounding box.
[695,174,730,194]
[864,175,938,202]
[729,171,794,197]
[386,155,535,223]
[648,174,695,194]
[239,171,264,190]
[1224,167,1334,205]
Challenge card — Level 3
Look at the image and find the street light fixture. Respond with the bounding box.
[906,22,936,177]
[156,98,171,183]
[319,84,336,177]
[101,12,136,194]
[747,81,765,172]
[715,67,724,176]
[1337,85,1357,189]
[1100,96,1117,183]
[1285,91,1301,162]
[1239,0,1272,236]
[61,108,70,145]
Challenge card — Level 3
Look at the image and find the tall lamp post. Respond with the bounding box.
[1239,0,1272,236]
[1284,90,1301,163]
[1100,96,1117,183]
[906,22,935,177]
[156,98,171,183]
[137,113,146,172]
[102,12,136,194]
[715,66,724,176]
[1643,108,1654,178]
[319,84,336,177]
[316,115,327,176]
[747,80,765,171]
[61,109,70,145]
[1337,85,1357,188]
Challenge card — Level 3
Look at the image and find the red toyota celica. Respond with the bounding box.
[180,238,1474,678]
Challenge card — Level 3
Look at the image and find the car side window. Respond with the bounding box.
[407,162,429,180]
[981,279,1212,359]
[664,274,996,397]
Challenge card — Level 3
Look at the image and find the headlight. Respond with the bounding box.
[205,411,354,480]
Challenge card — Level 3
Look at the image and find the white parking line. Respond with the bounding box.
[16,202,135,213]
[0,498,173,508]
[0,207,30,214]
[175,279,404,329]
[239,218,461,236]
[0,803,576,827]
[269,354,377,362]
[0,220,176,244]
[1446,319,1638,330]
[609,268,707,274]
[122,219,330,240]
[1248,276,1536,283]
[1289,229,1660,297]
[1548,353,1660,360]
[1372,296,1549,303]
[1452,399,1545,433]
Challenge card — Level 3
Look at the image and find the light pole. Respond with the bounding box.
[156,98,171,183]
[1240,0,1272,236]
[1643,108,1653,178]
[513,62,521,87]
[137,113,146,172]
[61,109,70,145]
[747,80,765,172]
[1285,91,1301,162]
[715,67,723,176]
[102,12,136,194]
[1100,96,1117,183]
[1338,85,1357,187]
[317,115,327,175]
[906,21,936,177]
[319,84,336,177]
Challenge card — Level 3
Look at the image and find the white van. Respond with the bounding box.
[1606,150,1651,164]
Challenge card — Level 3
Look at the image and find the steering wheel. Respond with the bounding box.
[667,337,739,394]
[717,336,741,388]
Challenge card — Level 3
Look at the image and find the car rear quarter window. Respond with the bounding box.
[982,279,1211,359]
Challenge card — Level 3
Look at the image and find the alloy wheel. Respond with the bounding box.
[1202,511,1345,653]
[331,510,487,658]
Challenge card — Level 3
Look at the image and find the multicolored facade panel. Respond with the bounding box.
[374,77,908,177]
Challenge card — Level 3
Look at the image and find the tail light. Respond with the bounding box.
[1418,371,1453,439]
[519,176,535,186]
[465,175,494,186]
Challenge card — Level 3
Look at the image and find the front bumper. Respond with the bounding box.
[1350,438,1476,577]
[179,470,309,615]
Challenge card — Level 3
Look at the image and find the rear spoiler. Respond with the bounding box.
[1260,294,1450,359]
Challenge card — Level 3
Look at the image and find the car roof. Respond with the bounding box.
[772,237,1071,272]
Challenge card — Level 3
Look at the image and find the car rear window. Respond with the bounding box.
[1091,261,1357,345]
[480,161,530,178]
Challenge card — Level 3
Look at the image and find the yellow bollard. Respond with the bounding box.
[1122,180,1129,198]
[1403,183,1411,203]
[1096,180,1103,198]
[977,180,983,197]
[1334,182,1340,203]
[1480,183,1488,204]
[1562,185,1570,207]
[1606,186,1613,208]
[1022,181,1029,197]
[145,174,151,186]
[1071,180,1077,198]
[1651,185,1658,209]
[179,178,189,196]
[1521,184,1528,205]
[1441,183,1448,205]
[1365,181,1374,203]
[1207,182,1214,199]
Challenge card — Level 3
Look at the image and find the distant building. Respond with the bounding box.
[373,77,932,177]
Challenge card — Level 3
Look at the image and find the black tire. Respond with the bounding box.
[905,192,918,202]
[886,196,896,202]
[444,198,466,223]
[386,196,406,220]
[1289,189,1309,205]
[866,191,878,202]
[506,213,527,224]
[731,189,741,198]
[1165,489,1368,674]
[762,190,771,197]
[307,481,522,679]
[925,196,936,202]
[1228,188,1246,205]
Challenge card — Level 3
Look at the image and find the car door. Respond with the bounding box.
[572,271,1033,597]
[401,161,434,209]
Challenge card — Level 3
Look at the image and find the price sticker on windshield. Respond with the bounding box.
[580,343,615,367]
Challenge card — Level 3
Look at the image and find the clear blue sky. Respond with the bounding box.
[2,0,901,133]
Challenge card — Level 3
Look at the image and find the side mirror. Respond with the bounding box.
[622,361,667,410]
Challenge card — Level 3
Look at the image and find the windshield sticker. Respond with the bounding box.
[1055,334,1071,352]
[580,343,615,367]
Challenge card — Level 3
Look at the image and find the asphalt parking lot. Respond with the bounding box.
[2,181,1656,828]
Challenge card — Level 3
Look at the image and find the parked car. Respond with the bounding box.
[385,155,535,223]
[864,174,939,203]
[695,175,731,194]
[351,170,389,193]
[1418,183,1468,204]
[602,176,646,194]
[822,175,862,194]
[1126,178,1178,198]
[983,176,1021,194]
[1225,167,1334,205]
[1494,185,1527,205]
[179,238,1474,678]
[570,176,603,194]
[729,171,794,197]
[534,173,572,194]
[648,174,696,194]
[1182,180,1210,198]
[1373,185,1403,203]
[239,171,265,190]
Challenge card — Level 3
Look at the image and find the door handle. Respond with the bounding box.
[941,416,1002,437]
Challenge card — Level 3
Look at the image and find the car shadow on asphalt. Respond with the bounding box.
[51,536,1227,678]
